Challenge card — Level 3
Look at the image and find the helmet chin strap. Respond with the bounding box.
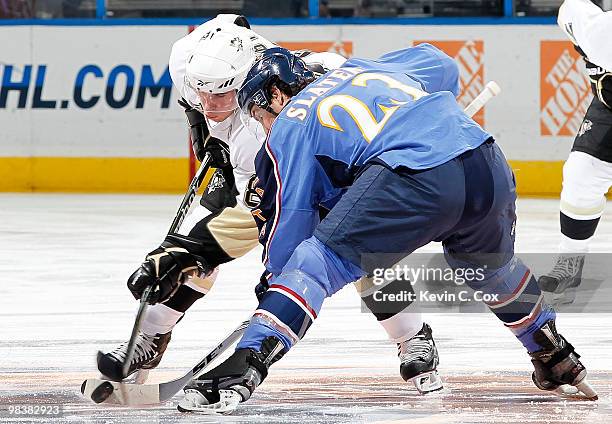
[266,92,291,117]
[264,105,277,116]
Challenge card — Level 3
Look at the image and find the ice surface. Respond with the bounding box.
[1,194,610,423]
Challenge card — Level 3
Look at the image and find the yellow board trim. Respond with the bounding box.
[1,157,610,197]
[0,157,191,193]
[508,161,612,197]
[507,160,564,197]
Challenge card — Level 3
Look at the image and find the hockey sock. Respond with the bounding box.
[141,268,219,335]
[558,212,597,254]
[559,234,590,254]
[559,212,598,253]
[141,303,185,335]
[378,313,423,343]
[237,236,362,352]
[354,277,423,342]
[465,256,556,352]
[237,270,326,352]
[161,267,218,312]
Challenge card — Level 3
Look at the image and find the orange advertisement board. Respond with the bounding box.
[278,41,353,57]
[540,41,591,136]
[414,40,485,126]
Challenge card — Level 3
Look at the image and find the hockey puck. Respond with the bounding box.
[89,381,115,404]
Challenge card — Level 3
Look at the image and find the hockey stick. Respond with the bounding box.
[464,81,501,117]
[119,285,153,378]
[82,320,250,405]
[97,152,215,381]
[169,151,213,235]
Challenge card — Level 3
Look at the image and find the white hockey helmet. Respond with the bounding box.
[185,24,260,114]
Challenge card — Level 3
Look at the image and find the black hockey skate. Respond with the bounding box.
[97,330,171,382]
[538,254,584,305]
[529,320,597,400]
[398,323,443,394]
[178,336,285,414]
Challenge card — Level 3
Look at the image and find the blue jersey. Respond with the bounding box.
[253,43,492,276]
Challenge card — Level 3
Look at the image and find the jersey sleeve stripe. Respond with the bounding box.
[262,135,283,269]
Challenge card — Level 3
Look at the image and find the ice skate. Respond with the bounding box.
[529,320,597,400]
[178,336,284,414]
[398,323,443,394]
[538,254,584,305]
[97,331,171,382]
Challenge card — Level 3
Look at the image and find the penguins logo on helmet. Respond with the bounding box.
[230,37,244,52]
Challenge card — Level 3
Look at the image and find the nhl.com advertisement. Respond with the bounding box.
[0,63,172,110]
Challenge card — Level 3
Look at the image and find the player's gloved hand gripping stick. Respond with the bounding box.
[119,150,214,378]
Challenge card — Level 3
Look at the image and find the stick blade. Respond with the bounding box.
[81,378,161,406]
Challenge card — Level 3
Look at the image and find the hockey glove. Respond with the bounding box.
[203,137,231,169]
[254,271,272,302]
[179,98,231,168]
[127,234,211,304]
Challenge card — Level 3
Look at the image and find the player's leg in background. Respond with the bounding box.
[442,141,594,397]
[355,277,441,393]
[322,196,436,391]
[539,98,612,303]
[539,154,612,304]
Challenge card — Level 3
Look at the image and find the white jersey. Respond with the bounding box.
[169,17,346,208]
[558,0,612,71]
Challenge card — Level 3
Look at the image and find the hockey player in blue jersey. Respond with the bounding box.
[176,45,597,413]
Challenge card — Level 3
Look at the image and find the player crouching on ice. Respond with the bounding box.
[97,14,442,398]
[175,45,597,413]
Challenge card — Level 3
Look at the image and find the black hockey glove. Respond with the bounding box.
[127,234,211,304]
[255,271,272,302]
[179,98,231,168]
[202,137,231,169]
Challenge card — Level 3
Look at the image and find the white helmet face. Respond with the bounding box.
[185,24,260,114]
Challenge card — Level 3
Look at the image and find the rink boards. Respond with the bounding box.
[0,23,596,195]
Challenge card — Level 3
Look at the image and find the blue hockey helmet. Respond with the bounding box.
[238,47,315,116]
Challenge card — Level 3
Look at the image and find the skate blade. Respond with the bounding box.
[553,381,598,401]
[576,380,598,401]
[411,370,443,394]
[177,389,241,415]
[549,288,577,306]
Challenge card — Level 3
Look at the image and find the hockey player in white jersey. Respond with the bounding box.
[538,0,612,304]
[96,14,442,395]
